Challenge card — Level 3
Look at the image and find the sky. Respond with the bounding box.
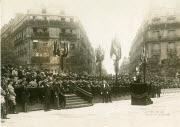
[0,0,178,74]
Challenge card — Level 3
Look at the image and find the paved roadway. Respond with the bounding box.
[2,93,180,127]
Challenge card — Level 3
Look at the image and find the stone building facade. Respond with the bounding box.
[129,8,180,76]
[1,8,96,74]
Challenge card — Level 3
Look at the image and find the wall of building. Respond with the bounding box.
[1,9,96,74]
[129,9,180,75]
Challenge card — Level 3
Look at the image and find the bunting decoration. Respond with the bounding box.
[60,41,69,57]
[53,39,69,57]
[53,40,57,56]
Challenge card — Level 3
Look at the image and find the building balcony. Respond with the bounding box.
[31,32,49,39]
[60,33,78,41]
[28,19,78,27]
[148,22,180,30]
[14,37,23,45]
[145,35,180,42]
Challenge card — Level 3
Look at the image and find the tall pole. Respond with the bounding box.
[143,59,146,83]
[115,59,118,86]
[100,62,102,80]
[61,56,64,72]
[143,44,146,83]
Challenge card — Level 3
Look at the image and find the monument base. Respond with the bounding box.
[130,83,153,106]
[131,96,153,105]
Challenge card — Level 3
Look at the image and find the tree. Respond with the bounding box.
[1,44,22,67]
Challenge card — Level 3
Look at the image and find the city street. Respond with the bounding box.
[2,93,180,127]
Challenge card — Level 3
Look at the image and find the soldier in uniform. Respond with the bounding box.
[62,77,68,94]
[1,85,6,122]
[20,82,30,112]
[1,77,8,120]
[151,82,155,98]
[53,78,61,110]
[59,78,66,108]
[7,80,17,114]
[43,79,51,111]
[157,83,161,98]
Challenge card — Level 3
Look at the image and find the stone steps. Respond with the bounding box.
[65,94,93,109]
[66,103,93,109]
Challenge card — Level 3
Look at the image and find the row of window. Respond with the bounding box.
[152,16,176,24]
[32,27,78,34]
[29,16,76,23]
[151,42,176,55]
[14,32,23,41]
[149,29,176,39]
[16,47,27,55]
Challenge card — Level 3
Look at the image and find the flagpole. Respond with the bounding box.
[143,59,146,83]
[115,58,118,87]
[100,61,102,80]
[143,45,146,83]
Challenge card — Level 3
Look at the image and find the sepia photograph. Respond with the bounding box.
[1,0,180,127]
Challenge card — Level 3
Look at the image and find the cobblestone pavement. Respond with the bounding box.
[2,93,180,127]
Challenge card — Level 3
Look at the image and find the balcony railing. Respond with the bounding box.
[145,35,180,42]
[31,32,49,38]
[60,33,78,41]
[14,37,23,45]
[148,22,180,30]
[28,19,78,27]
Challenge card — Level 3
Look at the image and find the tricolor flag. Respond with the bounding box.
[110,37,121,60]
[95,46,104,63]
[140,45,147,62]
[53,40,57,56]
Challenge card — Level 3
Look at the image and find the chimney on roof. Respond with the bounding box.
[42,8,47,14]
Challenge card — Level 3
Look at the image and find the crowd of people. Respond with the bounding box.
[1,65,179,122]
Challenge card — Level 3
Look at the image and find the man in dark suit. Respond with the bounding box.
[157,84,161,98]
[107,83,112,103]
[101,80,108,103]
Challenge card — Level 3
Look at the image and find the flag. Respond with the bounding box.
[60,41,69,57]
[53,40,57,56]
[96,46,104,62]
[56,39,60,56]
[110,38,121,60]
[140,45,146,62]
